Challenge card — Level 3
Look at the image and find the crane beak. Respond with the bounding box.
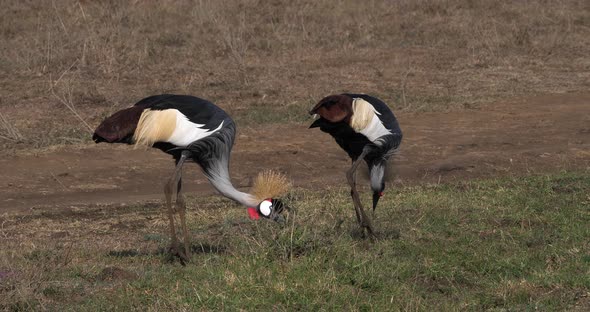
[309,119,322,129]
[269,198,290,223]
[270,199,287,223]
[372,192,383,211]
[92,133,106,143]
[272,213,285,223]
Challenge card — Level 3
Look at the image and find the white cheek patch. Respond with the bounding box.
[259,200,273,217]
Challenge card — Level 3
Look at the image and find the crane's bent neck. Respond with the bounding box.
[369,162,385,192]
[201,154,259,208]
[207,169,258,207]
[188,122,260,208]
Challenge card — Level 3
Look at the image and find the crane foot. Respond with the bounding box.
[363,224,377,240]
[168,243,190,265]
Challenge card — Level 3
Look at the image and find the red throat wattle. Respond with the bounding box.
[247,207,260,220]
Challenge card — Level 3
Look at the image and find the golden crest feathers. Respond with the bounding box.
[251,170,291,202]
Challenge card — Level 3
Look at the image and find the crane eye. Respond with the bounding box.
[258,200,273,217]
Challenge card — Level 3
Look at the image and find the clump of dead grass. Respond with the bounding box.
[0,112,24,142]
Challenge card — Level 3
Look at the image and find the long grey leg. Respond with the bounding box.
[350,160,362,224]
[164,151,190,262]
[346,148,375,237]
[176,176,190,260]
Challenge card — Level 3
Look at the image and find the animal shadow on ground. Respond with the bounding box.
[95,267,139,282]
[107,243,227,259]
[348,224,401,240]
[332,217,401,240]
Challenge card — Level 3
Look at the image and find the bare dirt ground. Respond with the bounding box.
[2,92,588,213]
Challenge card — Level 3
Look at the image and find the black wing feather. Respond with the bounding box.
[136,94,233,131]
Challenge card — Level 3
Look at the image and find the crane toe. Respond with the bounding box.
[168,244,190,265]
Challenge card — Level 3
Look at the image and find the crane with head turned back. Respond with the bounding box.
[93,94,289,263]
[309,93,402,237]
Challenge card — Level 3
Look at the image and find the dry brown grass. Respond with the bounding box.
[0,0,588,149]
[0,112,24,142]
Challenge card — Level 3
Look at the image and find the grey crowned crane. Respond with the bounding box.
[93,94,289,262]
[309,94,402,236]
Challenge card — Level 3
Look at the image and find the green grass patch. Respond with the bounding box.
[1,172,588,310]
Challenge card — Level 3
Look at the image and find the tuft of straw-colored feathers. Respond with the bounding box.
[350,98,374,131]
[133,109,177,148]
[251,170,291,202]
